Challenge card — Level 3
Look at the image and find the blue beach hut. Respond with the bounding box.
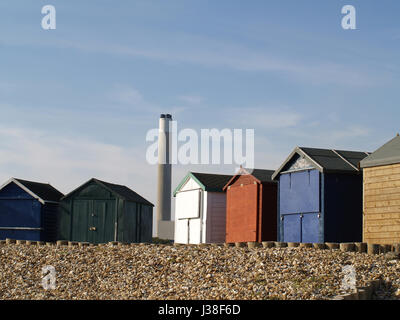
[0,178,64,241]
[272,147,369,243]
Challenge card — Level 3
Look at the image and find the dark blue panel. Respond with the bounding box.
[279,170,320,214]
[0,200,41,227]
[0,182,44,241]
[324,173,362,243]
[0,182,34,199]
[42,203,60,242]
[0,229,41,241]
[301,213,320,243]
[282,214,301,242]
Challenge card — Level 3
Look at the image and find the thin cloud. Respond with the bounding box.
[0,125,156,203]
[227,107,303,129]
[1,34,379,87]
[178,95,204,104]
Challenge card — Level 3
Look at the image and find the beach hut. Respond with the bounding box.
[360,135,400,244]
[0,178,63,241]
[58,178,153,244]
[173,172,232,244]
[272,147,369,243]
[223,168,277,243]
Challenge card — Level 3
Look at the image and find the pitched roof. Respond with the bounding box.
[272,146,370,180]
[95,179,154,206]
[0,178,64,204]
[360,135,400,168]
[62,178,154,206]
[223,168,276,190]
[244,168,275,182]
[174,172,233,196]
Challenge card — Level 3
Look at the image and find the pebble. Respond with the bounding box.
[0,245,399,300]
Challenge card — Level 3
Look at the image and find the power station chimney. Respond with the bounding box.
[156,114,174,239]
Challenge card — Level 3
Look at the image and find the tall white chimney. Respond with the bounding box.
[156,114,174,239]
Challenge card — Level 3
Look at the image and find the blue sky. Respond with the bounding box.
[0,1,399,221]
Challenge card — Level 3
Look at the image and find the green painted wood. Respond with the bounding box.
[59,180,152,244]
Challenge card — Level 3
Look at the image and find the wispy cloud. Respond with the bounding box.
[1,34,380,87]
[0,125,156,200]
[108,85,144,106]
[178,95,204,104]
[227,107,303,129]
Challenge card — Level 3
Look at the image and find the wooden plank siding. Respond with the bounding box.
[363,164,400,244]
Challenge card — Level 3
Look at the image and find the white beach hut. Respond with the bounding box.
[173,172,232,244]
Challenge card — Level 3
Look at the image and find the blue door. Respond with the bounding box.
[301,213,319,243]
[282,213,320,243]
[282,214,301,242]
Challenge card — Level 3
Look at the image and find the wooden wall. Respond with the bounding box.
[363,163,400,244]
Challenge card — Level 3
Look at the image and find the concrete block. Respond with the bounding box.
[275,242,288,248]
[355,242,367,253]
[56,240,68,247]
[68,241,78,247]
[79,242,90,247]
[340,243,355,252]
[368,244,380,255]
[36,241,45,246]
[235,242,246,248]
[380,244,393,253]
[313,243,326,250]
[16,240,26,245]
[224,243,234,248]
[262,241,275,248]
[299,243,313,248]
[247,242,262,248]
[325,242,339,250]
[392,243,400,253]
[5,238,16,244]
[287,242,299,248]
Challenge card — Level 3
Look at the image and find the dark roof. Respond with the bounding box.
[14,178,64,202]
[272,146,370,180]
[62,178,154,206]
[95,179,154,206]
[190,172,233,192]
[244,168,275,182]
[223,168,276,190]
[300,147,369,171]
[360,135,400,168]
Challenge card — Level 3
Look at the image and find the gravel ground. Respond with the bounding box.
[0,243,399,300]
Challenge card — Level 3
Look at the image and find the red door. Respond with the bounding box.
[226,184,258,243]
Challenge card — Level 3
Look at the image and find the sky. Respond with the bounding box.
[0,1,399,228]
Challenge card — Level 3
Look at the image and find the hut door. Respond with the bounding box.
[71,200,91,242]
[226,184,258,242]
[282,214,301,242]
[89,200,115,244]
[301,213,319,243]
